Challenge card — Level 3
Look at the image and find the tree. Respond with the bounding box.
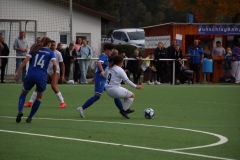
[170,0,240,23]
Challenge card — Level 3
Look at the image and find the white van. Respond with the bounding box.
[111,28,145,48]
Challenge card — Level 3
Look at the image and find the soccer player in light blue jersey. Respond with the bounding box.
[77,43,127,118]
[14,37,57,123]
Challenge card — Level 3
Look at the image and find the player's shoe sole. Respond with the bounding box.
[77,107,85,118]
[16,112,23,123]
[120,110,129,119]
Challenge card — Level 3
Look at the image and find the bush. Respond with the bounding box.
[114,44,145,57]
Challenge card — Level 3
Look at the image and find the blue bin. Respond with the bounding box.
[202,58,213,73]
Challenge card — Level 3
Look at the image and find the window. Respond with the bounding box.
[127,31,145,40]
[113,32,121,40]
[60,35,67,44]
[121,33,128,41]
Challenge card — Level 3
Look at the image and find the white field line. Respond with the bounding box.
[0,116,228,151]
[0,129,234,160]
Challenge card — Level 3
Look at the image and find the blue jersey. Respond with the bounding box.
[23,48,55,93]
[27,47,56,79]
[93,53,109,94]
[95,53,109,79]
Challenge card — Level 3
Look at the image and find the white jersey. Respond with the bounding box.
[47,50,63,74]
[104,65,128,88]
[104,65,135,99]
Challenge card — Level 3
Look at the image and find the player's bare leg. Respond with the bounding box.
[50,73,66,108]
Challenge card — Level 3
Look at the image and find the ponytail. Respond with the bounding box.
[31,37,51,53]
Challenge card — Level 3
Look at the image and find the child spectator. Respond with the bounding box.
[223,47,234,78]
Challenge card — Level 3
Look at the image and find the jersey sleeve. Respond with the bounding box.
[57,51,63,62]
[119,67,129,82]
[27,52,33,58]
[98,54,106,63]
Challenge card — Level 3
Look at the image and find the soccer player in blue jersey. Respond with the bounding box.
[77,43,126,118]
[14,37,57,123]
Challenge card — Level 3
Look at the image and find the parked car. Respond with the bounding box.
[109,28,145,49]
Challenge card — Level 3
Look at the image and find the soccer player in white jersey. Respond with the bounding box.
[104,56,144,119]
[24,40,66,108]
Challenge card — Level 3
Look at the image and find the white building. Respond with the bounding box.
[0,0,116,74]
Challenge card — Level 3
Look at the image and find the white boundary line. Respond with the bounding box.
[0,129,234,160]
[0,116,227,151]
[0,116,234,160]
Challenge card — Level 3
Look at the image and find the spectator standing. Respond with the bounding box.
[74,37,82,52]
[167,40,177,83]
[73,38,82,83]
[65,43,77,82]
[79,39,93,84]
[141,53,157,85]
[0,36,10,83]
[127,49,142,84]
[154,42,167,84]
[109,49,119,63]
[187,40,204,83]
[231,42,240,83]
[120,50,130,79]
[211,41,225,82]
[13,31,28,83]
[173,45,183,84]
[222,47,234,78]
[203,46,212,82]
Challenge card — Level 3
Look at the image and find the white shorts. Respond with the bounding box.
[105,86,133,99]
[47,70,60,76]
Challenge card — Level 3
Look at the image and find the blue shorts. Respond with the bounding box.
[23,76,47,93]
[94,75,106,95]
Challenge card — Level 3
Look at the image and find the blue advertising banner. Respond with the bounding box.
[198,25,240,35]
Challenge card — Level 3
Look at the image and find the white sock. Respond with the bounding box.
[123,98,134,111]
[29,91,37,102]
[56,92,64,103]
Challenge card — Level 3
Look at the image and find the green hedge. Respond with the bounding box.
[100,44,145,57]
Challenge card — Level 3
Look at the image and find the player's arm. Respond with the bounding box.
[60,61,65,82]
[52,59,57,75]
[14,56,31,80]
[97,61,104,76]
[121,69,144,90]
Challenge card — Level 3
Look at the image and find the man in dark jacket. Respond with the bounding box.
[0,36,10,83]
[167,40,177,83]
[173,45,183,84]
[154,41,167,84]
[127,49,142,84]
[187,39,204,83]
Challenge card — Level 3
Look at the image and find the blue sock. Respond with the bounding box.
[114,99,123,110]
[29,100,41,118]
[82,95,100,110]
[18,93,26,112]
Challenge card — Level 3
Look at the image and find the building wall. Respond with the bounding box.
[0,0,102,74]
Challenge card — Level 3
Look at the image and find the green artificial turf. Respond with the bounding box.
[0,83,239,160]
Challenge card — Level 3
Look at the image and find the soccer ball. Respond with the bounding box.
[144,108,154,119]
